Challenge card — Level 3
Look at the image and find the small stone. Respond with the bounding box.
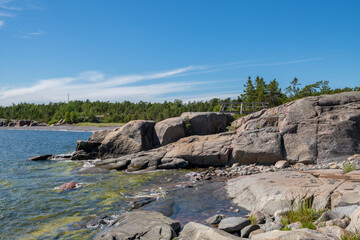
[288,221,302,230]
[275,160,289,169]
[54,181,79,191]
[250,210,266,224]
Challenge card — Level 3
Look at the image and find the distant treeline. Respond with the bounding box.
[0,77,359,124]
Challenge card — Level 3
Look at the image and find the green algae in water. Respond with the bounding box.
[22,169,188,240]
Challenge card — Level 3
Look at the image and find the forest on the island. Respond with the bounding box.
[0,77,359,124]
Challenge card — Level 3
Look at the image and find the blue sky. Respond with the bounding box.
[0,0,359,105]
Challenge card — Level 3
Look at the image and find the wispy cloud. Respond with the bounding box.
[0,0,21,11]
[16,30,46,38]
[0,58,323,106]
[0,20,4,28]
[0,67,202,105]
[0,11,15,17]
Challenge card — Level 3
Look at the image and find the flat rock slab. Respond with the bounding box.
[179,222,244,240]
[218,217,251,233]
[94,210,180,240]
[226,171,345,215]
[251,229,328,240]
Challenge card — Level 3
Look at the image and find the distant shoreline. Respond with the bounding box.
[0,125,119,132]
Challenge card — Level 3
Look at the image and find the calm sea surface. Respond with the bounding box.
[0,129,245,240]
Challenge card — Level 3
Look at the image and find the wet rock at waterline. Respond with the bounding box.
[28,154,53,161]
[54,181,79,191]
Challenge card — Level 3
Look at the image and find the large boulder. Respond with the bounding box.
[164,132,233,167]
[15,120,32,126]
[0,119,6,126]
[94,210,180,240]
[231,91,360,164]
[179,222,243,240]
[98,120,156,158]
[155,117,186,146]
[251,229,328,240]
[346,205,360,233]
[180,112,233,135]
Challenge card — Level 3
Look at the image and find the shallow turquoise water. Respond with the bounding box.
[0,130,185,240]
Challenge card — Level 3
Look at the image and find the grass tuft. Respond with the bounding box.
[344,162,357,173]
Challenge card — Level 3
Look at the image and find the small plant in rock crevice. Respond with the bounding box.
[281,193,325,231]
[248,215,257,225]
[344,162,357,173]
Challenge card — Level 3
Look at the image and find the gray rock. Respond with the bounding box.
[275,160,289,169]
[76,140,101,153]
[261,221,284,232]
[155,117,186,146]
[205,214,224,225]
[218,217,251,233]
[157,158,188,169]
[98,120,156,159]
[231,92,360,164]
[94,210,180,240]
[164,133,233,167]
[88,129,112,142]
[131,197,156,209]
[251,229,328,240]
[180,112,233,135]
[250,210,266,224]
[314,210,344,225]
[240,224,260,238]
[346,205,360,233]
[86,215,108,228]
[179,222,243,240]
[28,154,52,161]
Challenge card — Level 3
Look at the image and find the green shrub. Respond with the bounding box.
[344,162,356,173]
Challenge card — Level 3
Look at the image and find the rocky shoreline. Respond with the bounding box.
[29,91,360,239]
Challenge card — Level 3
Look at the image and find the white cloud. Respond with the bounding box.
[17,30,46,38]
[0,11,14,17]
[0,20,4,28]
[0,0,22,11]
[0,67,202,105]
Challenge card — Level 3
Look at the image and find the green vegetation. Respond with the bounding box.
[344,162,357,173]
[0,77,358,124]
[184,117,192,136]
[248,215,257,225]
[281,195,325,231]
[341,233,360,240]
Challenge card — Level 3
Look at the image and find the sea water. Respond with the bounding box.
[0,129,245,240]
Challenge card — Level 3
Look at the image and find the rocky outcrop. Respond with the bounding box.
[94,210,180,240]
[71,112,233,161]
[232,91,360,164]
[71,92,360,169]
